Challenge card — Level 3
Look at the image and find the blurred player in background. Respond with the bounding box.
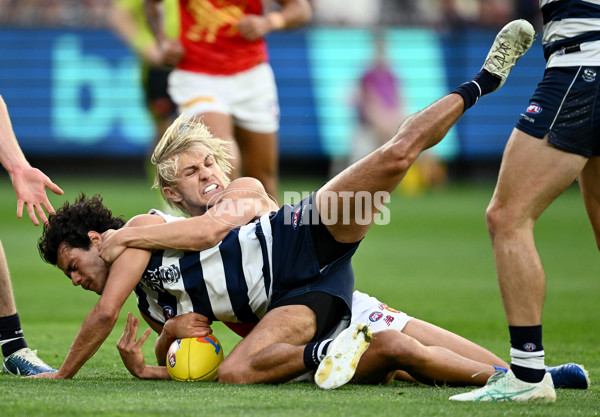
[349,32,405,167]
[346,31,447,195]
[144,0,313,202]
[108,0,180,177]
[0,94,62,375]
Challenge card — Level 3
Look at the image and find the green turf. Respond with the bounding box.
[0,175,598,417]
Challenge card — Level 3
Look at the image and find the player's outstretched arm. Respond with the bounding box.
[143,0,182,67]
[99,177,277,262]
[0,95,63,225]
[10,166,63,226]
[32,220,154,379]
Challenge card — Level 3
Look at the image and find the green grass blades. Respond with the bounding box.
[0,175,598,417]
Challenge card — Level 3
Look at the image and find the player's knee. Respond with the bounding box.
[372,330,422,367]
[218,357,249,384]
[485,204,500,238]
[219,354,270,384]
[485,201,517,239]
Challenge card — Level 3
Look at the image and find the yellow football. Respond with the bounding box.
[166,335,224,381]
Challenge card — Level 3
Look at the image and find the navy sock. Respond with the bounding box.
[0,313,28,358]
[303,339,332,370]
[509,325,546,383]
[452,69,501,112]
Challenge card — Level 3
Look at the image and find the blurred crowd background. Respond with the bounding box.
[0,0,544,189]
[0,0,541,30]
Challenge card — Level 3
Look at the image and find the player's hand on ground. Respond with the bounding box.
[163,312,213,339]
[11,166,63,226]
[238,15,271,41]
[117,312,152,378]
[29,371,62,379]
[99,229,127,263]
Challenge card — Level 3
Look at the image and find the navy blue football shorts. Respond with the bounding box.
[266,192,359,332]
[515,66,600,157]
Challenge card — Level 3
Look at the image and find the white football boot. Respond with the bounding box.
[482,19,535,91]
[449,369,556,402]
[3,347,57,376]
[314,323,372,390]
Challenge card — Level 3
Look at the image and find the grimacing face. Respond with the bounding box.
[56,237,110,296]
[164,146,229,216]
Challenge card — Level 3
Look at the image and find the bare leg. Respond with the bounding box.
[486,129,587,387]
[579,156,600,250]
[317,94,464,243]
[401,319,507,367]
[353,330,498,386]
[486,131,586,326]
[0,240,17,317]
[217,305,316,384]
[196,112,241,179]
[235,126,279,203]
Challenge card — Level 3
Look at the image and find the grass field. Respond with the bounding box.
[0,174,598,417]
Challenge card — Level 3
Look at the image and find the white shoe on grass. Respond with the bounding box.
[3,347,56,376]
[314,323,372,390]
[449,369,556,402]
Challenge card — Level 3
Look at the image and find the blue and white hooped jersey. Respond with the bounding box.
[540,0,600,67]
[135,209,275,325]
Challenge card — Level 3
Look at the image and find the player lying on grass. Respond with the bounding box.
[33,20,588,392]
[103,108,587,389]
[116,297,587,389]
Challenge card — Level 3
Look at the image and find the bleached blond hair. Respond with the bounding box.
[151,113,233,212]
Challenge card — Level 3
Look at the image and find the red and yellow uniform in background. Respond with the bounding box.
[178,0,268,75]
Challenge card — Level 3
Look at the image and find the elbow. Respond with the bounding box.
[94,305,120,327]
[204,231,225,249]
[202,223,232,249]
[99,311,119,326]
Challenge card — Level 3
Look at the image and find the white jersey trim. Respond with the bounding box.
[547,40,600,67]
[238,222,269,318]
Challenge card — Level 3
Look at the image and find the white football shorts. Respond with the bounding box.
[292,290,412,383]
[168,63,280,133]
[350,290,412,333]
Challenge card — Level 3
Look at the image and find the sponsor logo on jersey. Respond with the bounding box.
[583,68,597,82]
[378,303,401,314]
[369,311,383,322]
[526,103,542,114]
[291,208,300,229]
[383,315,395,326]
[163,306,175,320]
[142,264,182,292]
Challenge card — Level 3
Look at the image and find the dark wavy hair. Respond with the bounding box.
[38,193,126,265]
